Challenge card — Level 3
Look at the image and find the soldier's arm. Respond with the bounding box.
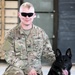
[2,36,17,64]
[42,32,56,65]
[2,31,24,68]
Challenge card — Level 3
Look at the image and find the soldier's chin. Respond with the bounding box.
[24,22,31,25]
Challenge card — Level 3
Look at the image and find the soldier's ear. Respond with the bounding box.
[18,12,20,18]
[33,13,36,18]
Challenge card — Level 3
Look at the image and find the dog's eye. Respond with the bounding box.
[59,60,62,62]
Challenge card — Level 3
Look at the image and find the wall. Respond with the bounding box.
[0,0,18,59]
[58,0,75,63]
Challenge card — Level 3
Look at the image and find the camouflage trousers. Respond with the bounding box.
[3,65,43,75]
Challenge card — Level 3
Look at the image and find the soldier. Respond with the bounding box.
[2,2,55,75]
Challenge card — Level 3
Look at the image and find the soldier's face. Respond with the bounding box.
[19,7,36,25]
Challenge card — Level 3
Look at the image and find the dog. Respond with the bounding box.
[48,48,72,75]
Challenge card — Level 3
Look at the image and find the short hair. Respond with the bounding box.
[19,2,35,12]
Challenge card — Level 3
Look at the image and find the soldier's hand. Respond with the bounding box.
[28,68,37,75]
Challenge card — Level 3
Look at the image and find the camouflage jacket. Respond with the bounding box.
[3,24,55,74]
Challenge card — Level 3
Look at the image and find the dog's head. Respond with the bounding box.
[54,48,72,75]
[55,48,72,59]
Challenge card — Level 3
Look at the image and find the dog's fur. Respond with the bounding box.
[48,48,72,75]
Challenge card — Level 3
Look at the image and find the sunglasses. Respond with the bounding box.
[21,13,34,17]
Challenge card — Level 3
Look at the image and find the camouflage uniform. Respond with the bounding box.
[2,24,55,75]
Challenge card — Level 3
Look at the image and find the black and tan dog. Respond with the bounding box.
[48,48,72,75]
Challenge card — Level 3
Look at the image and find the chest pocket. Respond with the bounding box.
[15,37,27,59]
[15,37,26,51]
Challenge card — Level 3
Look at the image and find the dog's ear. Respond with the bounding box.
[66,48,72,59]
[55,48,62,57]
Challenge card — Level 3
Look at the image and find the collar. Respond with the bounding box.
[19,24,34,35]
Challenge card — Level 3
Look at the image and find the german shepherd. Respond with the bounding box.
[48,48,72,75]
